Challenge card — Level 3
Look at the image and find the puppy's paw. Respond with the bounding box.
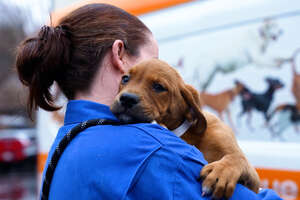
[200,157,240,199]
[239,167,260,194]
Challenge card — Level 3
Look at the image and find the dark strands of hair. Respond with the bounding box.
[15,3,151,118]
[16,25,71,114]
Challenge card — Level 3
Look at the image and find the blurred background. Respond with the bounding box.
[1,0,300,199]
[0,0,49,199]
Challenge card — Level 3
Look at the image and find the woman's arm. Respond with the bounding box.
[126,144,282,200]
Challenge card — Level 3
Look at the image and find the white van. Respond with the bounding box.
[39,1,300,199]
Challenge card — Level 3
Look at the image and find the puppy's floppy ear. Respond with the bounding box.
[180,84,207,134]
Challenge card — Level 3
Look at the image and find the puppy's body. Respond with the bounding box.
[111,59,260,199]
[181,111,259,198]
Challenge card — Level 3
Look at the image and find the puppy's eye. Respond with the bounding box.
[121,75,130,84]
[152,82,167,93]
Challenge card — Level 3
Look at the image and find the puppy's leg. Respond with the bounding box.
[200,153,251,198]
[180,84,259,198]
[196,111,260,199]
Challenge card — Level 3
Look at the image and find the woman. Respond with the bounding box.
[16,3,281,200]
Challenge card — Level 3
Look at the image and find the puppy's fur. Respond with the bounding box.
[111,59,260,199]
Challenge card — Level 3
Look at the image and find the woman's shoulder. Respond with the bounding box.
[46,122,209,198]
[125,123,208,165]
[58,123,164,159]
[54,122,207,167]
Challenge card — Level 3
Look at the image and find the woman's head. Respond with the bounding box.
[16,3,157,116]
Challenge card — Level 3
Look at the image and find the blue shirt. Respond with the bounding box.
[42,100,282,200]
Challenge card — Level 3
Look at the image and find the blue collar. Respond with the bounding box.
[64,100,118,125]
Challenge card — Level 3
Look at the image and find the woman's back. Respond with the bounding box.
[45,100,206,199]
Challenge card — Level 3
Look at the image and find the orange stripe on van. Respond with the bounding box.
[51,0,194,26]
[37,153,48,173]
[257,168,300,200]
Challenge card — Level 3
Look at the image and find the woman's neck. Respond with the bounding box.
[74,60,122,106]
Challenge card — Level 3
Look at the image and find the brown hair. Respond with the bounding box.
[16,3,151,116]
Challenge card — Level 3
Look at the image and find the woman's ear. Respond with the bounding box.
[180,84,207,134]
[111,40,126,74]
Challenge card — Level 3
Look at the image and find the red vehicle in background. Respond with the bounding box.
[0,128,36,165]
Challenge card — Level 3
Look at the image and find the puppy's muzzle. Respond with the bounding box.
[119,93,140,108]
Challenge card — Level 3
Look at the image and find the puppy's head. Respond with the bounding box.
[110,59,207,134]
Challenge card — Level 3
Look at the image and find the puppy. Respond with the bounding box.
[111,59,260,199]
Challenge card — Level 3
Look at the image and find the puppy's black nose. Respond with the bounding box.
[119,93,140,108]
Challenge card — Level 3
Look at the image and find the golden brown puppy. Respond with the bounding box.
[110,59,260,199]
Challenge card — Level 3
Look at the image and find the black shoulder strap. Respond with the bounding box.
[41,119,122,200]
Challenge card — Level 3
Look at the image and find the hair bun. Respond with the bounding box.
[16,24,71,113]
